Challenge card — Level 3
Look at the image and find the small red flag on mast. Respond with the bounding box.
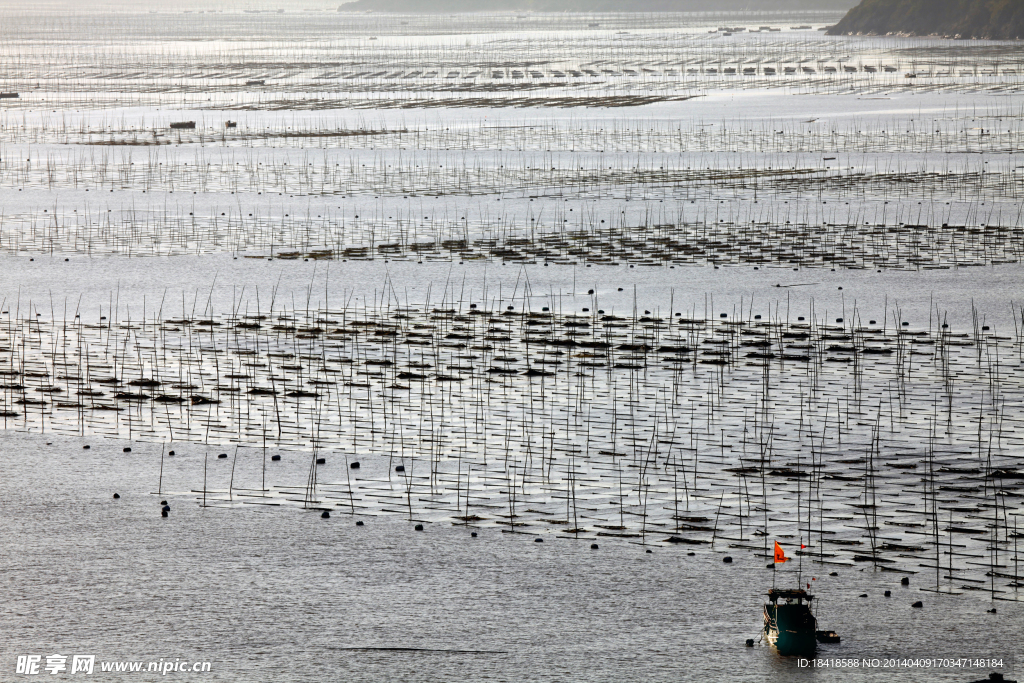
[774,541,789,563]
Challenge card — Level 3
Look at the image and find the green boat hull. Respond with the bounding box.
[764,603,817,657]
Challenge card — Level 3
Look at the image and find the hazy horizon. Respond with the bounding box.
[0,0,857,13]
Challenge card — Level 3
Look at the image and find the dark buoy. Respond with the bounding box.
[350,462,360,469]
[911,601,923,608]
[123,447,131,453]
[645,549,652,553]
[168,450,175,456]
[535,538,543,543]
[901,577,909,585]
[112,493,120,499]
[687,552,695,556]
[723,556,733,563]
[83,445,90,449]
[217,453,227,459]
[356,520,364,526]
[471,532,477,537]
[591,543,599,549]
[271,454,281,461]
[160,500,167,505]
[161,510,168,518]
[316,457,326,464]
[321,510,330,519]
[395,465,405,472]
[414,523,424,531]
[745,639,755,647]
[987,608,997,614]
[859,594,868,598]
[830,571,839,576]
[884,590,891,597]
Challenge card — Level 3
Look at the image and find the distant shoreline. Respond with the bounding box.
[828,0,1024,40]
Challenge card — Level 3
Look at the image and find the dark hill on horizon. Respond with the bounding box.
[828,0,1024,39]
[339,0,856,12]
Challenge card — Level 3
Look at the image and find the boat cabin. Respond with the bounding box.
[767,588,814,605]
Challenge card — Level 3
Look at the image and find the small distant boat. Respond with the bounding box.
[245,79,266,86]
[0,92,19,99]
[169,121,196,129]
[764,588,818,656]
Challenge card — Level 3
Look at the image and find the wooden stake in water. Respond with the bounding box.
[158,441,165,497]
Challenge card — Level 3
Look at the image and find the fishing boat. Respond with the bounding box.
[763,588,818,656]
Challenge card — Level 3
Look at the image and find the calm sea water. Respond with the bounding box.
[1,427,1020,682]
[2,8,1023,681]
[1,254,1022,332]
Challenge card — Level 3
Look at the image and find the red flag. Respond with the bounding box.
[774,541,789,564]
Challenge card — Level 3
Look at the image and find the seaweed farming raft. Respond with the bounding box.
[0,292,1021,599]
